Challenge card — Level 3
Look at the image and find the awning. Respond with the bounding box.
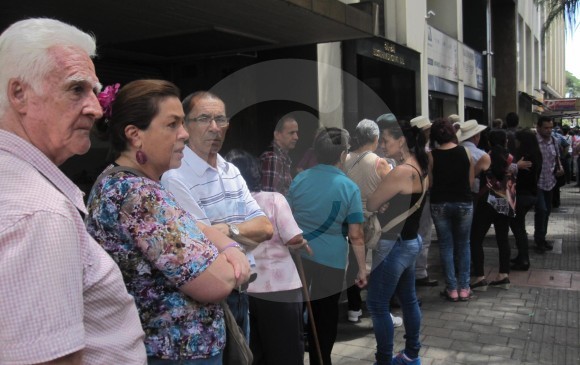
[542,82,564,99]
[519,91,545,107]
[1,0,377,63]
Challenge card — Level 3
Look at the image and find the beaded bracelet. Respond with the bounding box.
[219,242,245,253]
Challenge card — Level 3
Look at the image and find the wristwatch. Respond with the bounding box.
[228,223,240,237]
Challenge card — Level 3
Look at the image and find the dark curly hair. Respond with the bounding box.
[430,118,457,145]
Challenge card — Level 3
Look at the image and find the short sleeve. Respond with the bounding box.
[345,183,364,224]
[161,171,211,225]
[120,181,219,288]
[230,165,265,221]
[272,193,303,244]
[0,212,85,363]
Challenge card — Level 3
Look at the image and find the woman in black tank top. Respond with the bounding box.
[429,118,474,303]
[365,117,428,365]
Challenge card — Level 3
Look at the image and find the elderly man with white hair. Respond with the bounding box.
[0,18,146,364]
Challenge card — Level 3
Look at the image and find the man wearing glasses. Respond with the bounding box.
[161,91,273,339]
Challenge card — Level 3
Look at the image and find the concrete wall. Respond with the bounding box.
[427,0,459,39]
[492,0,518,121]
[543,14,566,97]
[318,42,344,128]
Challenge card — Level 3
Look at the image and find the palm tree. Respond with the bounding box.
[536,0,579,36]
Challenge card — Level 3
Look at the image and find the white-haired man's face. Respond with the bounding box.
[19,45,102,165]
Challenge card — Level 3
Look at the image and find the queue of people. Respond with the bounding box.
[1,16,569,365]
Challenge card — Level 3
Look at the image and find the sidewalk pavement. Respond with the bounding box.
[306,183,580,365]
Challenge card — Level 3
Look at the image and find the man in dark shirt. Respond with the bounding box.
[535,117,560,252]
[260,115,299,196]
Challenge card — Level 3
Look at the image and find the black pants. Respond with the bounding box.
[302,258,345,365]
[471,198,511,276]
[577,156,580,186]
[345,243,365,311]
[508,194,537,261]
[249,289,304,365]
[534,188,554,243]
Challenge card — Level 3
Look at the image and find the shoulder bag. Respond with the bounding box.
[222,300,253,365]
[345,151,382,248]
[365,164,428,250]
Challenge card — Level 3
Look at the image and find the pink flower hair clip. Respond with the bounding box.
[97,83,120,121]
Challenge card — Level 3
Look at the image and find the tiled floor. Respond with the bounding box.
[304,184,580,365]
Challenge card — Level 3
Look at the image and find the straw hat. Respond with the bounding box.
[448,114,461,124]
[456,119,487,142]
[410,115,432,130]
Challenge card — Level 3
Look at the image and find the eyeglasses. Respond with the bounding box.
[187,114,229,127]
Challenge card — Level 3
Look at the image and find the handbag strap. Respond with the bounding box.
[380,164,428,233]
[345,151,372,175]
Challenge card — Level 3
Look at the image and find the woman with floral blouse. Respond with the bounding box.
[86,79,250,364]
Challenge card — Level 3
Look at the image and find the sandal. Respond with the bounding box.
[459,288,472,301]
[440,289,458,302]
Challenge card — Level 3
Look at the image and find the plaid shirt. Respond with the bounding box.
[260,142,293,196]
[537,134,558,191]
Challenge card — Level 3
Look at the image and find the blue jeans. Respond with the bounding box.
[148,353,222,365]
[227,290,250,342]
[367,237,422,365]
[430,202,473,290]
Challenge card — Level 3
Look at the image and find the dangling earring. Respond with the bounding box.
[398,150,406,164]
[136,149,148,165]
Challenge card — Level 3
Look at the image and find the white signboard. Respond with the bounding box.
[427,25,458,82]
[463,45,484,90]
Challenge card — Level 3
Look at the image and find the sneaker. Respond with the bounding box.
[392,350,421,365]
[391,313,403,327]
[347,309,362,322]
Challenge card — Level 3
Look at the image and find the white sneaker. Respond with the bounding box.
[391,313,403,327]
[347,309,362,322]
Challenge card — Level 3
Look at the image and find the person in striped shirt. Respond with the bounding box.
[162,91,273,340]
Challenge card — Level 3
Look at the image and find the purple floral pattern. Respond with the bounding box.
[86,168,224,360]
[97,83,120,118]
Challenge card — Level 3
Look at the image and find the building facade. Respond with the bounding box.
[0,0,566,189]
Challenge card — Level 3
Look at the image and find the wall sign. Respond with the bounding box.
[427,25,458,82]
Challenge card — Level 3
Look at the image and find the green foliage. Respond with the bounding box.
[567,70,580,97]
[536,0,579,36]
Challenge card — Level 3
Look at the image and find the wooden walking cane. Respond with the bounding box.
[232,234,323,364]
[292,251,324,365]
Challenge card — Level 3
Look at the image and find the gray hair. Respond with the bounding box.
[0,18,97,115]
[350,119,379,150]
[314,127,349,165]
